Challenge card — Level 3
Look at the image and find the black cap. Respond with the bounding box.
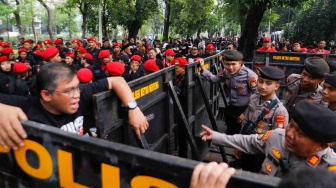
[325,71,336,88]
[119,55,129,64]
[112,39,117,42]
[222,50,243,61]
[304,57,330,78]
[103,39,109,43]
[65,42,71,45]
[257,66,285,81]
[293,100,336,143]
[122,44,130,51]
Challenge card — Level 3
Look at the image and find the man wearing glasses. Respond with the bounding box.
[0,63,148,150]
[186,45,201,63]
[257,37,277,52]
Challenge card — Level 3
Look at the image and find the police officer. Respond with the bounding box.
[285,57,329,118]
[238,66,289,172]
[322,72,336,112]
[199,50,258,135]
[201,100,336,177]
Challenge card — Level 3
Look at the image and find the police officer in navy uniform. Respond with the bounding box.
[199,50,258,135]
[239,66,289,172]
[201,100,336,177]
[285,57,329,118]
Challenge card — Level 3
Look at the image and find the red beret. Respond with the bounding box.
[65,52,75,59]
[83,53,93,61]
[23,40,31,44]
[206,44,215,50]
[106,62,125,76]
[72,39,81,44]
[170,57,188,67]
[130,55,141,62]
[76,47,87,54]
[3,42,10,48]
[96,41,101,46]
[299,48,308,52]
[54,39,62,45]
[1,48,13,55]
[87,37,96,42]
[263,37,271,42]
[18,48,27,54]
[77,68,93,83]
[114,42,122,48]
[36,43,43,48]
[0,56,9,63]
[144,59,160,73]
[44,39,53,45]
[98,50,110,59]
[43,47,59,61]
[13,63,29,74]
[194,57,201,62]
[33,50,43,57]
[165,49,176,56]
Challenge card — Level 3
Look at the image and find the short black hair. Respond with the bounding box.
[36,63,77,96]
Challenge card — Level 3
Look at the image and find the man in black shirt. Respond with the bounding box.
[0,63,148,150]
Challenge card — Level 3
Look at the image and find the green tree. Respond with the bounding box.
[0,0,23,37]
[0,2,13,41]
[290,0,336,46]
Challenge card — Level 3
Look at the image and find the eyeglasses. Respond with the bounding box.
[49,86,80,97]
[192,48,198,50]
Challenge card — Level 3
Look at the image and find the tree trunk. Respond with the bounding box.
[32,16,37,42]
[102,0,107,38]
[163,0,170,40]
[80,3,89,39]
[37,0,53,40]
[237,2,268,61]
[67,12,72,39]
[14,0,23,36]
[128,20,141,41]
[6,16,9,41]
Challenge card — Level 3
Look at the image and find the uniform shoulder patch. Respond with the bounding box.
[328,166,336,172]
[262,130,273,141]
[257,134,264,140]
[272,148,282,159]
[276,115,286,129]
[249,77,257,88]
[307,154,320,167]
[265,163,272,172]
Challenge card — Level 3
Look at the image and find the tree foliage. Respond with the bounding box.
[290,0,336,46]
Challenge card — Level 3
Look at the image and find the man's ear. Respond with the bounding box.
[275,82,281,91]
[40,90,52,102]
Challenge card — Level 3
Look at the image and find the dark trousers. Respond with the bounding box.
[225,105,247,135]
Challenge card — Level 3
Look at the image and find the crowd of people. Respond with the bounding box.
[1,35,336,187]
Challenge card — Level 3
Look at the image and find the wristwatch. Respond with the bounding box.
[127,101,138,110]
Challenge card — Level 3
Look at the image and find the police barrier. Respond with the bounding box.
[0,120,281,188]
[253,51,328,101]
[183,54,223,160]
[93,66,175,154]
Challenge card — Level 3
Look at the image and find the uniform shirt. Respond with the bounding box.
[91,62,109,81]
[202,66,258,107]
[285,74,327,116]
[212,128,336,177]
[0,79,108,134]
[242,93,289,134]
[87,47,100,61]
[257,47,277,52]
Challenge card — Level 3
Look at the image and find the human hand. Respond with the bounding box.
[200,125,213,141]
[190,162,235,188]
[128,107,149,139]
[236,113,244,124]
[0,104,27,150]
[198,58,205,70]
